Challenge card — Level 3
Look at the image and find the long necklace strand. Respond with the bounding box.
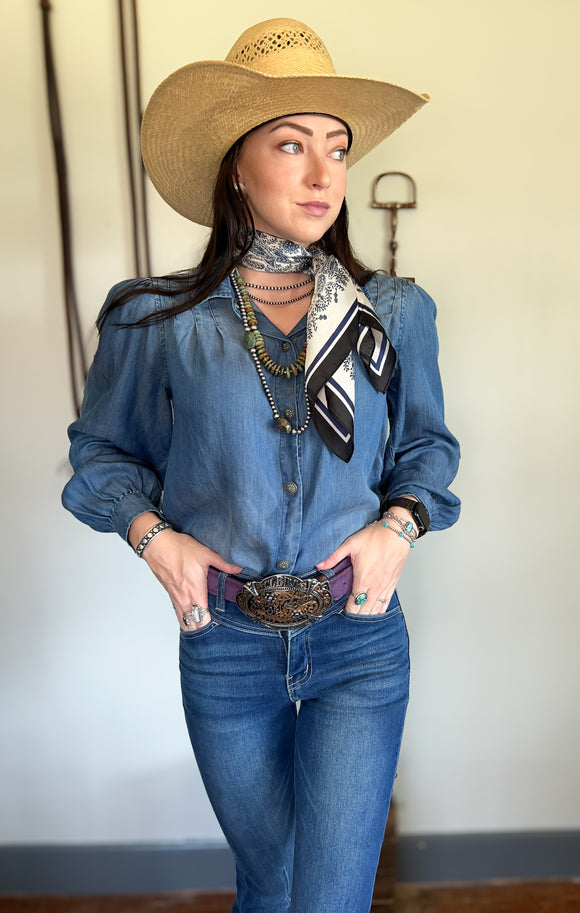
[232,270,312,436]
[237,275,308,378]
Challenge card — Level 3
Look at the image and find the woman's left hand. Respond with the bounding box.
[316,515,414,614]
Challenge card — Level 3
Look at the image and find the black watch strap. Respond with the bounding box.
[384,497,430,536]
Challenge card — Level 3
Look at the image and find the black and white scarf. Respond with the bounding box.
[241,232,396,462]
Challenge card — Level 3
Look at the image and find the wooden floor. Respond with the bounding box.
[395,881,580,911]
[2,882,580,912]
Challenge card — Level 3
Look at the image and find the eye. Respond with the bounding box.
[330,147,348,161]
[280,141,302,154]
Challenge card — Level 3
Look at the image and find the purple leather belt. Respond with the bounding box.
[207,558,353,630]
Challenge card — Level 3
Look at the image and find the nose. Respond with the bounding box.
[307,152,331,189]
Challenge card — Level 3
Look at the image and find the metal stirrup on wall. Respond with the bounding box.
[371,172,417,281]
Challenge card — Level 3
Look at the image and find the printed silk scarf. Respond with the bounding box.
[241,231,396,462]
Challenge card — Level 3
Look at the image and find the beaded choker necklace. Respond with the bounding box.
[249,288,313,307]
[243,275,314,307]
[232,269,311,436]
[245,277,312,291]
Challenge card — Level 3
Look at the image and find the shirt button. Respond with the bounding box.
[281,341,291,351]
[283,407,295,420]
[284,482,298,495]
[276,560,291,571]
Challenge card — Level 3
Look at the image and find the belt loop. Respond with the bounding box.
[322,557,352,580]
[215,571,228,611]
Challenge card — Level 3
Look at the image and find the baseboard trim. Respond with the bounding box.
[0,843,235,896]
[396,830,580,882]
[1,831,579,895]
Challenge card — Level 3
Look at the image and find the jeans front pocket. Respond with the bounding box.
[179,618,219,640]
[341,591,401,623]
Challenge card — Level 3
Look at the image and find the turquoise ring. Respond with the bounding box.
[353,592,368,606]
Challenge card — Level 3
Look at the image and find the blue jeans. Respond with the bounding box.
[179,581,410,913]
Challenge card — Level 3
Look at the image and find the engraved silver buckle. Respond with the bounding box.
[236,573,332,630]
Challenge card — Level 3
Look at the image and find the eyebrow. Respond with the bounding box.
[269,121,349,139]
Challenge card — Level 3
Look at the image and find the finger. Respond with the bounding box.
[348,576,394,615]
[347,583,372,615]
[170,576,211,632]
[372,592,393,615]
[208,553,243,574]
[176,568,211,627]
[176,602,212,632]
[316,542,349,571]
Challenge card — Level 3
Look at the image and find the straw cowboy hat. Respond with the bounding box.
[141,18,429,227]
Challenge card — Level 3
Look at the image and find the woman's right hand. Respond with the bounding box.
[129,513,242,630]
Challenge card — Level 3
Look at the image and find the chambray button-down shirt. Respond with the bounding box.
[62,273,460,578]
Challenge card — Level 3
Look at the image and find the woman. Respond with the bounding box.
[63,18,460,913]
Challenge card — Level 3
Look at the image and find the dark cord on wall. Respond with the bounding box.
[40,0,88,418]
[118,0,151,277]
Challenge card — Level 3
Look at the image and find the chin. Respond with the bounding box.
[278,233,323,249]
[294,227,332,248]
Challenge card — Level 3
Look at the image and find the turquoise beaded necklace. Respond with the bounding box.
[231,269,312,436]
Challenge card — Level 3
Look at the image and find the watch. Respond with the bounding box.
[385,497,430,537]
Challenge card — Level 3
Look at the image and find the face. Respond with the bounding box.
[235,114,349,248]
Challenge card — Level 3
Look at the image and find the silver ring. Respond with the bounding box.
[182,605,209,627]
[352,592,368,606]
[377,597,389,603]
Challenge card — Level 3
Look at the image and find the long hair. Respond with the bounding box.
[99,134,375,329]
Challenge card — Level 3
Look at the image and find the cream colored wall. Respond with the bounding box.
[1,0,579,845]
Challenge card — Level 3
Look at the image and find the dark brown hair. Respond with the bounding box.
[99,132,375,329]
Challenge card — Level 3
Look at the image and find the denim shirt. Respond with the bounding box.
[62,272,460,577]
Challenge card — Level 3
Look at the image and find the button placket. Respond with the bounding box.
[267,325,306,572]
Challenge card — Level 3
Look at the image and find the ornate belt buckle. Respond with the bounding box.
[236,573,332,630]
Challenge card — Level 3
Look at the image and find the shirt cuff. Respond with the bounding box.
[110,489,163,542]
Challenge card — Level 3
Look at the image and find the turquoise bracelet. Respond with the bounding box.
[381,511,418,548]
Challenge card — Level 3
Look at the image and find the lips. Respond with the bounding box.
[298,201,331,216]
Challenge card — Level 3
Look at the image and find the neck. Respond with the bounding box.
[241,231,315,276]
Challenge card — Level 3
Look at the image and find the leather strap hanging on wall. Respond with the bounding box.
[40,0,88,417]
[118,0,151,277]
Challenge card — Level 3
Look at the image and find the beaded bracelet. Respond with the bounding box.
[382,511,418,536]
[134,520,172,558]
[381,512,418,548]
[365,512,418,548]
[382,523,416,548]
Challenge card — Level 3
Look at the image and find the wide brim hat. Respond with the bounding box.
[141,18,429,227]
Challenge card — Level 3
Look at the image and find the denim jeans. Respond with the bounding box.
[179,581,410,913]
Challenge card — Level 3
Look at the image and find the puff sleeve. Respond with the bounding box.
[379,278,460,530]
[61,281,174,540]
